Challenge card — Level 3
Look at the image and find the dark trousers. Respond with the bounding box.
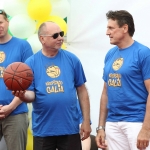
[33,133,82,150]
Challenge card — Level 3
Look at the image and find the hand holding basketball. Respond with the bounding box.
[3,62,33,91]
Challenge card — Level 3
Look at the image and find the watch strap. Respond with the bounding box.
[96,126,105,132]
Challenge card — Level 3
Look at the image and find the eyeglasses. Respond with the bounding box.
[40,31,64,39]
[0,10,7,19]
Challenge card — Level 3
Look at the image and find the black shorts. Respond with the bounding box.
[33,133,82,150]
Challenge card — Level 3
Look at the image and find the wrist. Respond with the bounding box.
[142,125,150,130]
[9,97,23,111]
[96,126,105,133]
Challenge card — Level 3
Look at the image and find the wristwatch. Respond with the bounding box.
[96,126,105,133]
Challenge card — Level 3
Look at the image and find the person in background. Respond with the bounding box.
[13,21,91,150]
[0,10,33,150]
[95,10,150,150]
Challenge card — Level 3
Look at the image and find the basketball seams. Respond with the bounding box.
[4,71,33,82]
[4,73,33,82]
[10,62,22,72]
[5,78,24,90]
[9,63,22,89]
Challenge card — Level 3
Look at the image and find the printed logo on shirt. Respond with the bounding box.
[108,73,121,87]
[0,51,5,63]
[107,57,123,87]
[46,65,60,78]
[46,80,64,93]
[112,58,123,71]
[0,67,5,78]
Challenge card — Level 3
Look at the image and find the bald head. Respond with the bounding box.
[38,21,60,37]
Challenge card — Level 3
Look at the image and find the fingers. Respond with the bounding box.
[95,136,107,148]
[81,131,90,141]
[80,128,83,140]
[80,126,90,141]
[0,108,5,119]
[95,130,107,149]
[101,137,107,148]
[137,140,149,149]
[80,127,91,141]
[12,90,25,97]
[80,123,91,141]
[0,114,5,119]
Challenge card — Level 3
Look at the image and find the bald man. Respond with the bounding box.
[13,22,91,150]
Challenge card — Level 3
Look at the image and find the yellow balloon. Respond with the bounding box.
[36,20,45,30]
[61,43,67,50]
[48,16,67,35]
[36,16,67,35]
[26,128,33,150]
[27,0,52,20]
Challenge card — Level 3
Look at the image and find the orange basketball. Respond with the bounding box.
[3,62,33,91]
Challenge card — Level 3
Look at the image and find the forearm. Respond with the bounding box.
[98,94,108,126]
[9,97,23,111]
[77,85,90,123]
[98,83,108,127]
[9,90,35,109]
[21,91,35,103]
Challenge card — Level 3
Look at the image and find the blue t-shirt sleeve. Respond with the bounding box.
[21,40,33,62]
[25,56,35,91]
[139,48,150,80]
[74,60,87,87]
[103,55,108,82]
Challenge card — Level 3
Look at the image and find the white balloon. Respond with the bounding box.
[27,34,42,53]
[3,0,29,17]
[50,0,70,19]
[9,14,36,39]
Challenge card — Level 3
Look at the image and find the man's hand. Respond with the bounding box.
[12,90,26,99]
[0,105,5,119]
[137,128,150,149]
[80,121,91,141]
[12,90,35,103]
[95,130,107,149]
[0,105,14,119]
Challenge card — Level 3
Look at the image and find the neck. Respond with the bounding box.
[117,36,134,49]
[42,48,59,57]
[0,34,12,44]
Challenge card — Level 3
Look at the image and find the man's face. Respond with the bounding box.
[0,15,9,38]
[40,24,64,51]
[106,19,125,45]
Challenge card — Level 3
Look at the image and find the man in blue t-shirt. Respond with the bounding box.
[13,21,91,150]
[95,10,150,150]
[0,10,33,150]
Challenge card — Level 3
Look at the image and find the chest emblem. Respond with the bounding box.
[112,58,123,71]
[0,51,5,63]
[46,65,60,78]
